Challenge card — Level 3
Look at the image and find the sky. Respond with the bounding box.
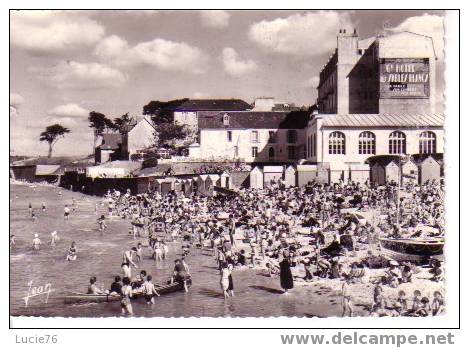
[9,10,445,156]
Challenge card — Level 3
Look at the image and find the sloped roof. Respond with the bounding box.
[35,165,61,176]
[98,133,122,150]
[174,99,252,111]
[319,113,444,128]
[137,164,173,177]
[199,111,310,129]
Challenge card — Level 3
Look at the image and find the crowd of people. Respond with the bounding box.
[12,177,445,317]
[98,177,445,317]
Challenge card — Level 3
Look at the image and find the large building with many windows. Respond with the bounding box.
[305,28,443,180]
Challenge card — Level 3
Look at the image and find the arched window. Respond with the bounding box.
[268,147,275,158]
[419,131,437,154]
[389,131,406,154]
[358,131,376,155]
[329,131,346,154]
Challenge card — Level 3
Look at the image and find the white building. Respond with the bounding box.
[188,111,308,163]
[123,115,156,158]
[305,113,444,175]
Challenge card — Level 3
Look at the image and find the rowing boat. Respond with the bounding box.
[379,237,444,263]
[64,278,192,304]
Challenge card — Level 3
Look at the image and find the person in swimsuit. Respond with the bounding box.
[142,275,160,305]
[42,202,46,212]
[97,215,107,233]
[66,241,77,261]
[172,259,189,292]
[341,276,353,317]
[110,276,123,295]
[220,262,231,299]
[50,231,59,247]
[64,205,70,220]
[32,234,41,251]
[120,277,133,316]
[10,235,16,250]
[87,276,106,295]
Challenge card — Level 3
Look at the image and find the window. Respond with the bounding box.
[287,130,298,143]
[288,146,296,160]
[223,113,230,126]
[419,131,437,154]
[268,147,275,158]
[358,131,376,155]
[328,131,346,154]
[227,131,232,142]
[389,131,406,154]
[268,131,277,143]
[234,146,238,158]
[251,131,259,143]
[252,146,258,157]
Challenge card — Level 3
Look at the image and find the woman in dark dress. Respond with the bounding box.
[279,251,294,294]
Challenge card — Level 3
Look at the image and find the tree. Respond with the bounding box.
[153,123,188,148]
[88,111,115,150]
[142,98,189,125]
[113,113,132,133]
[39,124,70,158]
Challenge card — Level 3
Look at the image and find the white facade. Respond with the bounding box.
[126,115,156,156]
[189,128,306,163]
[305,115,444,171]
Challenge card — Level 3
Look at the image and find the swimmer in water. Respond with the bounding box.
[10,235,16,250]
[64,205,70,220]
[50,231,59,247]
[97,214,107,233]
[42,202,46,212]
[32,234,42,251]
[28,202,32,216]
[66,241,77,261]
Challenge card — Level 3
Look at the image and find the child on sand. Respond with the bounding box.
[432,291,445,316]
[341,276,354,317]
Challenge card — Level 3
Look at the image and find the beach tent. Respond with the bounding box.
[196,175,208,195]
[316,163,330,184]
[263,166,283,187]
[371,160,399,185]
[349,163,370,184]
[330,163,348,184]
[418,156,441,184]
[250,166,263,189]
[220,171,231,189]
[284,166,296,187]
[296,165,317,186]
[401,160,418,185]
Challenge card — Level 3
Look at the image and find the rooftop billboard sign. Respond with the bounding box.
[379,58,430,98]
